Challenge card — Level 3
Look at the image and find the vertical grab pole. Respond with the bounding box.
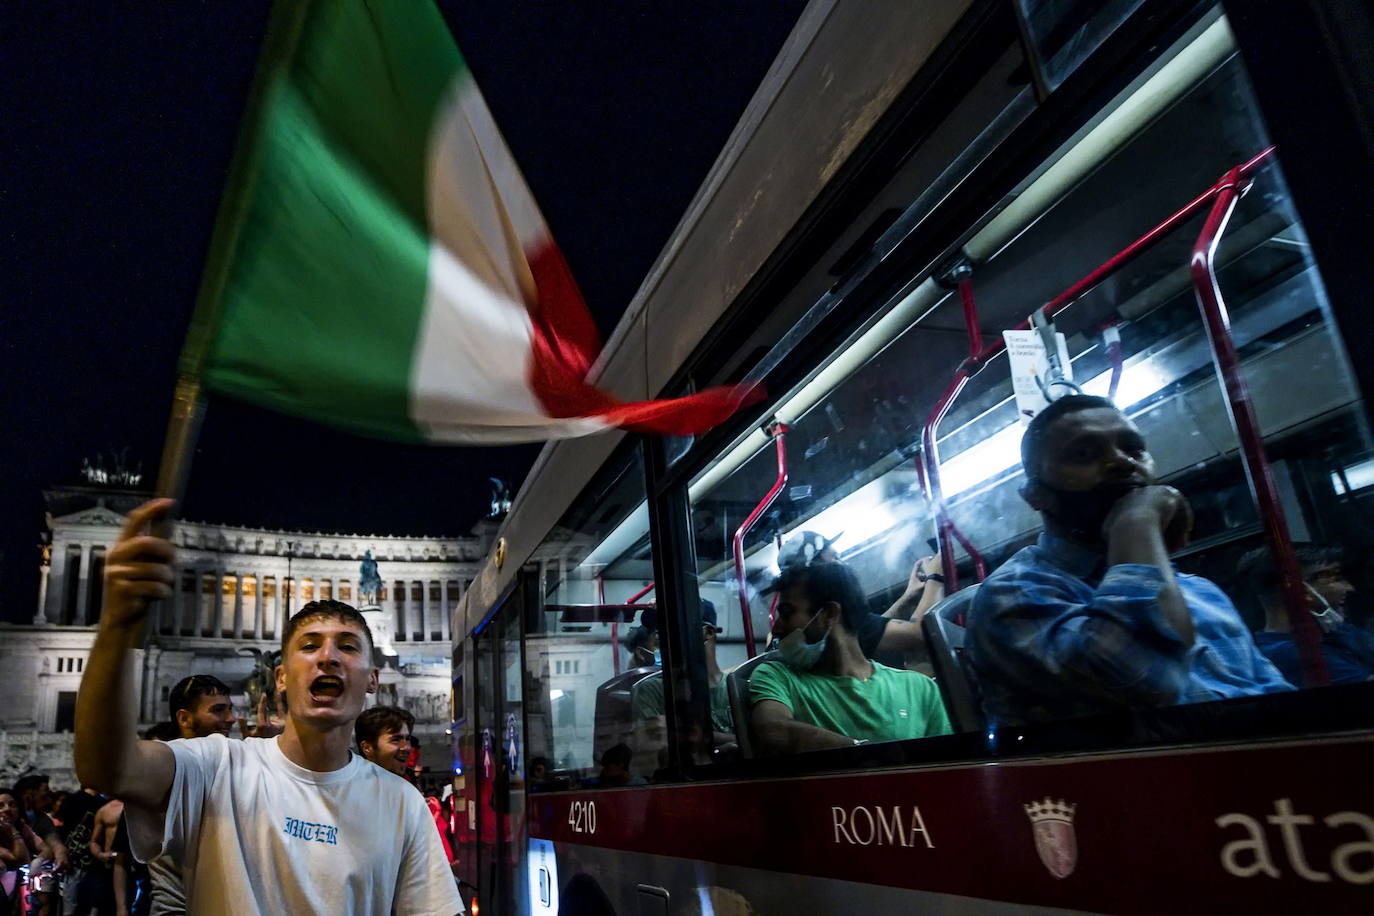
[1190,167,1329,688]
[598,576,619,675]
[732,422,790,658]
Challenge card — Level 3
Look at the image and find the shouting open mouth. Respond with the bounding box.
[309,675,346,705]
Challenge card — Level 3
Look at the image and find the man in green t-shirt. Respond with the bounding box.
[750,561,951,755]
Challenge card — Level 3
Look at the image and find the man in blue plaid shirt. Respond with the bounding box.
[967,395,1292,726]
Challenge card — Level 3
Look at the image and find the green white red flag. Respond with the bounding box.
[181,0,757,443]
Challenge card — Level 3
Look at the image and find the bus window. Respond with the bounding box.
[1015,0,1146,92]
[688,22,1373,759]
[522,447,663,789]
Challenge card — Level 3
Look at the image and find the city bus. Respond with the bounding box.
[449,1,1374,912]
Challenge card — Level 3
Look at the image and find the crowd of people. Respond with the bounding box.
[0,500,470,915]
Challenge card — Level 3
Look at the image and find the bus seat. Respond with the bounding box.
[592,666,660,765]
[921,587,987,733]
[725,650,780,759]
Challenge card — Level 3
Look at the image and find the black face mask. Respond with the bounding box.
[1036,478,1144,543]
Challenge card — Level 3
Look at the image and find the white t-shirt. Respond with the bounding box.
[126,734,462,916]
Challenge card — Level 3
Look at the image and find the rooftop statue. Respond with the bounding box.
[359,549,382,606]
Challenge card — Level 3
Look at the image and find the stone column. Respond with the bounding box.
[211,567,224,637]
[35,563,50,625]
[440,580,450,642]
[254,573,264,640]
[416,580,426,642]
[142,645,162,724]
[44,543,68,624]
[75,543,93,625]
[233,574,244,637]
[273,580,282,639]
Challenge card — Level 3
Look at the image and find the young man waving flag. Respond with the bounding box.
[181,0,756,444]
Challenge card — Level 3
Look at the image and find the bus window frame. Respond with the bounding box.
[491,0,1374,797]
[648,0,1223,499]
[635,1,1374,781]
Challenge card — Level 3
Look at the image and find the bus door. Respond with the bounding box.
[472,593,528,915]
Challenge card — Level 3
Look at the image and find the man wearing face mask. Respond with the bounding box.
[749,561,951,755]
[1242,544,1374,685]
[967,395,1291,727]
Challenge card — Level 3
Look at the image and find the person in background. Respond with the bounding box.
[631,601,735,763]
[145,673,272,916]
[593,744,643,787]
[56,786,110,916]
[750,561,951,755]
[967,395,1292,727]
[86,797,125,916]
[623,614,659,670]
[406,735,424,784]
[778,532,946,669]
[1242,544,1374,685]
[1,788,48,916]
[527,757,549,786]
[14,775,67,916]
[354,706,416,779]
[167,676,237,739]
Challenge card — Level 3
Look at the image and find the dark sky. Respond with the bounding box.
[0,1,806,622]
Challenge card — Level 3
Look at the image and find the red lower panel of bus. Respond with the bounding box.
[529,737,1374,912]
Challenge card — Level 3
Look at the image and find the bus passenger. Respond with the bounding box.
[1241,544,1374,684]
[967,396,1292,727]
[631,600,734,742]
[750,562,951,755]
[779,532,945,668]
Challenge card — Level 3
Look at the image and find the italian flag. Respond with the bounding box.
[181,0,758,443]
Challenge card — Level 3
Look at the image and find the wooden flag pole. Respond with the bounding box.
[140,374,207,649]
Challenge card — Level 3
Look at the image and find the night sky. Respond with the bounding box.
[0,1,806,623]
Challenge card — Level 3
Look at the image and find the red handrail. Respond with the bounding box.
[598,576,619,675]
[732,422,790,658]
[1188,164,1329,688]
[920,147,1280,596]
[625,582,656,605]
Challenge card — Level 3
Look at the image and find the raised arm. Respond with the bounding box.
[1103,485,1195,645]
[751,700,857,755]
[75,499,177,809]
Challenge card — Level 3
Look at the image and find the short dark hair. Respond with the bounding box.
[1237,543,1345,594]
[143,721,182,742]
[1020,394,1120,481]
[769,560,870,634]
[13,774,48,803]
[282,600,374,654]
[354,705,414,752]
[169,674,231,718]
[600,743,631,769]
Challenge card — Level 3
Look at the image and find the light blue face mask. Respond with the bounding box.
[776,609,830,670]
[1306,582,1345,634]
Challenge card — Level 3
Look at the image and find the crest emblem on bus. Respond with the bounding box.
[1024,798,1077,879]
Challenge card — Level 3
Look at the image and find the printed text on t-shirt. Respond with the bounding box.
[282,816,339,845]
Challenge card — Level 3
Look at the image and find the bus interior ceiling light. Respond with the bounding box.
[1332,456,1374,494]
[789,476,906,553]
[686,18,1234,510]
[939,357,1173,498]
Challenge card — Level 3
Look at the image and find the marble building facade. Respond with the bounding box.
[0,484,490,787]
